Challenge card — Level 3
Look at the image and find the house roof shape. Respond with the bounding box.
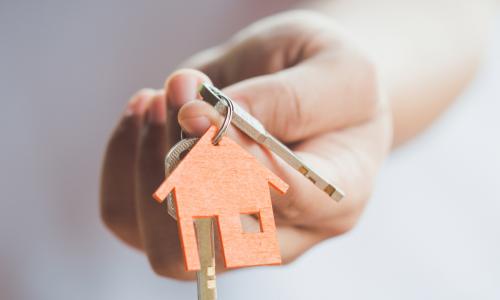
[153,126,288,270]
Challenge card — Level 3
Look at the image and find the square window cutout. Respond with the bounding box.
[240,213,262,233]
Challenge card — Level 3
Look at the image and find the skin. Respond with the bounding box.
[100,2,498,280]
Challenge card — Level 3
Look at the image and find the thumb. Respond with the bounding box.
[221,52,378,143]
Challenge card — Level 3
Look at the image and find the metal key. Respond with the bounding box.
[164,138,217,300]
[200,83,345,202]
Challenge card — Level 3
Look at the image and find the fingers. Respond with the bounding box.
[165,69,210,110]
[164,69,212,145]
[166,69,221,138]
[100,89,154,249]
[135,92,194,279]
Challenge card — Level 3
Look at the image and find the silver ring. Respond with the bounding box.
[164,137,199,220]
[212,95,234,145]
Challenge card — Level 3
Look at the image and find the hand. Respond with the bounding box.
[100,10,392,280]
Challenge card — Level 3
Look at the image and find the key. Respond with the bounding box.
[164,138,217,300]
[200,83,345,202]
[194,218,217,300]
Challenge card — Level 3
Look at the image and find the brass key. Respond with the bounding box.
[194,218,217,300]
[164,138,217,300]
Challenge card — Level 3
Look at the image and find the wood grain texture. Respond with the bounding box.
[153,126,288,271]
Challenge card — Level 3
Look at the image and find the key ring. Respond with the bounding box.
[178,93,233,145]
[211,94,234,145]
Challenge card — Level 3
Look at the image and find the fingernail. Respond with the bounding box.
[169,76,198,110]
[124,97,141,116]
[148,94,166,124]
[125,91,152,116]
[180,116,210,135]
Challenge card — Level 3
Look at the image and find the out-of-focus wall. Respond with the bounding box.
[0,1,499,300]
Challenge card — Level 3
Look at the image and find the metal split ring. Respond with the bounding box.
[164,137,199,219]
[211,94,234,145]
[177,92,233,145]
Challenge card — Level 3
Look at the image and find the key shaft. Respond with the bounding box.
[195,218,217,300]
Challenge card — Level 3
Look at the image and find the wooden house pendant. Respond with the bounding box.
[153,126,289,271]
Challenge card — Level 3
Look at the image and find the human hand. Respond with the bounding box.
[100,10,392,280]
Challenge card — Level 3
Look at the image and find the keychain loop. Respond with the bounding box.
[178,94,233,145]
[212,95,234,145]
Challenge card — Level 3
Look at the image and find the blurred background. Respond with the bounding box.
[0,1,499,299]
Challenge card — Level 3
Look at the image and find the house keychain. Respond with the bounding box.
[153,84,345,300]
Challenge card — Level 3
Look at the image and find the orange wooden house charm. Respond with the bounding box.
[153,126,288,271]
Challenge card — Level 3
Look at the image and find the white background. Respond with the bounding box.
[0,1,498,299]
